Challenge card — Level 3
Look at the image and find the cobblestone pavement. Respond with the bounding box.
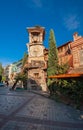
[0,87,83,130]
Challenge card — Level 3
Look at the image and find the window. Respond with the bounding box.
[34,73,39,78]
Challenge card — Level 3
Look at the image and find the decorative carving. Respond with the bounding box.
[28,60,45,68]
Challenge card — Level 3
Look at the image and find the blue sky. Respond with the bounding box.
[0,0,83,66]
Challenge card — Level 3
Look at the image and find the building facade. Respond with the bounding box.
[4,26,83,90]
[58,32,83,73]
[4,60,22,82]
[71,32,83,68]
[24,26,83,91]
[25,26,47,91]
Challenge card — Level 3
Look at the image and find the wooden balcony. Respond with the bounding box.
[48,73,83,79]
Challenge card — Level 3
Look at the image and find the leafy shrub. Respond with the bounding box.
[48,77,83,108]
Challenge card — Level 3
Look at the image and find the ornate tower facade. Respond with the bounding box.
[26,26,47,91]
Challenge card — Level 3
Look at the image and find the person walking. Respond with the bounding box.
[5,80,9,87]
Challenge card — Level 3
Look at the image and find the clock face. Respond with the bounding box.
[30,45,43,57]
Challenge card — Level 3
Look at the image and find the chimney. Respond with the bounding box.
[73,32,81,41]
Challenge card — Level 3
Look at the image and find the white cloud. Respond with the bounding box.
[23,0,43,8]
[64,14,80,30]
[32,0,43,8]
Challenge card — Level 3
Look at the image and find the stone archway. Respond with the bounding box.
[27,78,41,90]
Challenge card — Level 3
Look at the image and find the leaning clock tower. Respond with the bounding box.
[26,26,47,91]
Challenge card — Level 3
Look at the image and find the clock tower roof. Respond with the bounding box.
[26,26,45,40]
[26,26,45,32]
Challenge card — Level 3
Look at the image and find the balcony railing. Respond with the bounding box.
[48,73,83,79]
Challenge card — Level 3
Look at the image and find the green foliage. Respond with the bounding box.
[0,63,4,82]
[58,63,69,74]
[22,52,28,67]
[47,78,51,87]
[47,29,58,77]
[15,73,28,89]
[47,29,69,94]
[48,79,58,96]
[47,29,69,90]
[14,73,27,82]
[49,77,83,108]
[47,29,82,108]
[11,72,28,90]
[2,76,6,81]
[0,63,3,76]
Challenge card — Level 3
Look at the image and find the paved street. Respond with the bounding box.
[0,87,83,130]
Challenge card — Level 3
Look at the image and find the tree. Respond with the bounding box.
[47,29,58,77]
[0,63,3,82]
[0,63,3,75]
[58,62,69,74]
[11,72,28,90]
[22,52,28,67]
[0,75,2,82]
